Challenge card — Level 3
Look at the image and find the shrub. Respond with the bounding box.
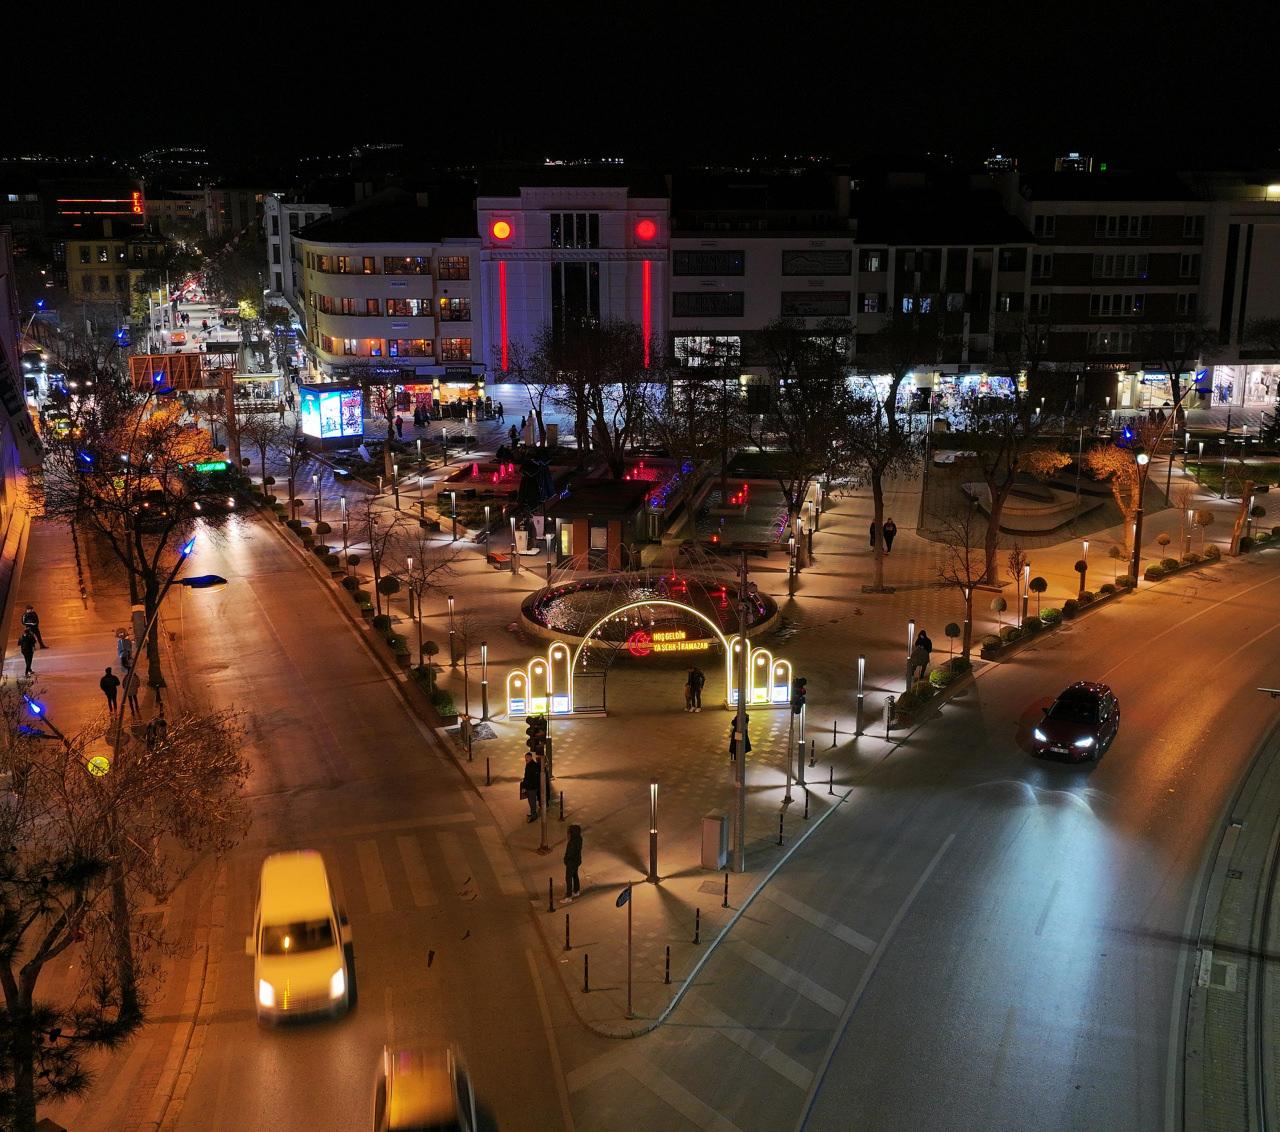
[1078,591,1095,605]
[377,576,402,596]
[1062,599,1079,619]
[286,518,303,532]
[1144,564,1166,580]
[980,634,1002,649]
[325,553,341,569]
[1041,608,1063,625]
[372,614,392,632]
[1099,583,1117,595]
[1272,526,1280,538]
[347,554,362,568]
[1116,575,1136,590]
[263,476,276,487]
[430,688,457,717]
[341,575,359,591]
[1204,544,1221,560]
[355,590,373,607]
[1022,616,1044,635]
[1181,552,1202,565]
[1160,557,1180,570]
[299,527,314,543]
[386,633,408,652]
[1156,533,1172,549]
[315,521,332,535]
[265,494,277,505]
[999,625,1024,643]
[1239,537,1255,553]
[947,656,972,674]
[929,667,955,689]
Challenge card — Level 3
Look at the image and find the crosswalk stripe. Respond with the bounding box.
[396,835,437,908]
[436,830,479,898]
[625,1061,743,1131]
[761,887,876,954]
[356,840,394,914]
[684,997,813,1091]
[474,825,527,898]
[731,940,845,1016]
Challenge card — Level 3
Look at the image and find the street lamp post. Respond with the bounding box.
[312,474,320,524]
[855,654,866,736]
[340,496,349,571]
[905,618,916,689]
[450,491,458,542]
[1220,439,1228,500]
[1021,564,1030,627]
[648,781,659,883]
[480,640,490,721]
[393,463,401,510]
[509,515,518,576]
[1196,440,1205,484]
[447,594,457,668]
[787,535,797,597]
[732,552,753,874]
[406,556,414,625]
[1129,452,1151,583]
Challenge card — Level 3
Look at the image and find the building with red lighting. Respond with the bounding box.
[475,170,669,373]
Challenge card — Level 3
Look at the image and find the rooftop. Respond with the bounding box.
[297,188,477,244]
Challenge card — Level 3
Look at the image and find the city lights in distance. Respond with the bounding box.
[635,218,657,241]
[491,220,512,240]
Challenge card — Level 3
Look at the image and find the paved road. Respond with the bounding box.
[561,553,1280,1131]
[140,514,578,1132]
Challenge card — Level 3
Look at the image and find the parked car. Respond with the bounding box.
[1031,681,1120,762]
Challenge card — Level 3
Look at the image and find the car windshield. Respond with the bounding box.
[1048,695,1098,725]
[260,919,334,955]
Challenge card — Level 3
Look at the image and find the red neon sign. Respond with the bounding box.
[642,259,651,369]
[491,219,512,240]
[131,190,144,215]
[635,218,657,241]
[498,260,509,371]
[627,630,653,657]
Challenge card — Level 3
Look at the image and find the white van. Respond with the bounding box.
[248,850,350,1022]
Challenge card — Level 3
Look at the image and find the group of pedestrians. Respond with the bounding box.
[869,519,899,553]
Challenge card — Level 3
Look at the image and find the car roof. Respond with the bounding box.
[1060,681,1110,700]
[384,1043,460,1129]
[259,851,334,921]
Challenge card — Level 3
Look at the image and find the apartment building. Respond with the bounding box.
[62,218,165,317]
[264,193,331,317]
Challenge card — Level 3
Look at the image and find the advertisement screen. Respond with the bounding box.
[300,387,364,439]
[299,388,322,437]
[340,389,364,437]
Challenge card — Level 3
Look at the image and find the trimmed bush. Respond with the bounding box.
[341,575,359,591]
[1239,537,1255,553]
[347,554,362,568]
[1078,591,1095,605]
[1022,616,1044,635]
[430,687,457,717]
[377,575,402,596]
[999,625,1024,643]
[286,518,303,532]
[355,590,373,607]
[1062,599,1079,619]
[947,656,973,675]
[929,667,955,689]
[1116,575,1136,590]
[325,553,341,569]
[1041,608,1063,625]
[1160,557,1180,570]
[1204,544,1221,560]
[1099,583,1117,595]
[263,476,276,487]
[315,521,332,535]
[1144,564,1166,580]
[299,528,314,543]
[372,614,392,632]
[980,634,1002,649]
[1180,552,1202,565]
[386,633,408,652]
[1272,526,1280,538]
[265,494,277,505]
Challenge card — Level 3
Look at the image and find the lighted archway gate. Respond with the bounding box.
[505,598,790,717]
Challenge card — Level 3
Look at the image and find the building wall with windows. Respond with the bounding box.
[264,195,331,318]
[62,219,164,316]
[204,187,265,239]
[476,183,669,372]
[0,225,42,541]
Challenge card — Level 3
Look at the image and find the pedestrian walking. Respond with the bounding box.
[122,670,142,718]
[508,424,519,448]
[908,644,931,684]
[869,521,878,548]
[21,604,46,648]
[521,752,542,821]
[563,824,583,903]
[100,667,120,713]
[882,518,898,554]
[686,664,705,712]
[728,712,752,760]
[497,401,505,423]
[394,414,404,439]
[146,712,168,751]
[115,628,133,670]
[17,629,36,676]
[915,629,933,660]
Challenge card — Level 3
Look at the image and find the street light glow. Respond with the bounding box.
[22,694,45,717]
[180,536,197,558]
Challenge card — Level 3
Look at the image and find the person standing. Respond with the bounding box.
[394,414,404,440]
[521,752,542,821]
[909,644,930,684]
[563,824,583,904]
[21,605,45,648]
[882,518,898,554]
[122,670,142,718]
[728,712,751,761]
[100,667,120,713]
[915,629,933,661]
[508,424,519,448]
[687,664,705,712]
[869,521,878,549]
[17,628,36,677]
[116,628,133,670]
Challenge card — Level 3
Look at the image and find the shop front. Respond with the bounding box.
[366,372,491,421]
[1206,364,1280,407]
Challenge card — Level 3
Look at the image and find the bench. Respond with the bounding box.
[705,539,772,558]
[486,551,511,568]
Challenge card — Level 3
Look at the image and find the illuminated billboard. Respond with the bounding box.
[299,386,364,440]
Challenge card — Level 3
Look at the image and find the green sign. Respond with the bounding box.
[192,461,229,473]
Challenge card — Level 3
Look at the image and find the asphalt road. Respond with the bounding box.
[151,515,579,1132]
[560,554,1280,1132]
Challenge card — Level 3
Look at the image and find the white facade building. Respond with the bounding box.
[264,194,331,318]
[475,179,669,372]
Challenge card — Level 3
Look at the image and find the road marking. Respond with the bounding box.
[356,840,393,914]
[732,940,845,1016]
[525,948,576,1132]
[684,996,813,1091]
[436,830,478,898]
[1035,879,1061,938]
[761,887,876,954]
[566,1049,629,1094]
[396,835,437,907]
[798,832,955,1129]
[332,811,475,838]
[475,824,527,897]
[625,1059,743,1131]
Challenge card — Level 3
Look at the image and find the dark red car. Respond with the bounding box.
[1031,681,1120,762]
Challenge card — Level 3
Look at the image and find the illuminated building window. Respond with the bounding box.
[439,297,470,322]
[440,338,471,361]
[343,338,358,355]
[341,297,356,315]
[388,339,432,357]
[362,256,376,274]
[437,256,469,280]
[366,298,380,316]
[550,212,599,249]
[337,256,351,274]
[97,246,109,262]
[384,256,429,275]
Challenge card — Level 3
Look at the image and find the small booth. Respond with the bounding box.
[543,480,651,571]
[298,382,365,451]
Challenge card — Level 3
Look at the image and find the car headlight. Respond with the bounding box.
[227,496,236,507]
[1033,728,1047,742]
[258,979,275,1008]
[1073,736,1095,748]
[193,501,202,511]
[329,967,346,1000]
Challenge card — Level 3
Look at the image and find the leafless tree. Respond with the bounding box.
[349,496,407,617]
[936,499,986,659]
[845,398,920,589]
[237,412,295,489]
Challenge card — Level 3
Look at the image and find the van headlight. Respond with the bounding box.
[1033,728,1047,742]
[1073,736,1095,748]
[329,967,346,1000]
[258,979,276,1008]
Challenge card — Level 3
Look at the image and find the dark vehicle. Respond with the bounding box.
[135,490,173,531]
[1031,681,1119,761]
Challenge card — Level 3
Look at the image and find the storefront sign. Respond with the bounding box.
[626,629,711,657]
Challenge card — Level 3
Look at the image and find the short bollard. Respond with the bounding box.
[559,791,565,822]
[694,908,701,945]
[885,695,895,740]
[485,757,491,787]
[809,739,816,767]
[831,720,838,749]
[583,953,589,993]
[664,946,671,986]
[722,871,729,909]
[828,764,834,795]
[548,878,554,913]
[803,790,810,820]
[564,912,571,951]
[777,811,784,846]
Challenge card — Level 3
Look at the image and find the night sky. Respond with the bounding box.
[12,5,1278,170]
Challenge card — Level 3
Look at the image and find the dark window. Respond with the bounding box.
[781,250,852,276]
[859,250,885,272]
[551,212,601,249]
[860,292,884,314]
[551,262,603,340]
[270,215,279,236]
[998,248,1027,272]
[671,291,745,318]
[437,256,469,280]
[672,250,745,276]
[780,291,851,317]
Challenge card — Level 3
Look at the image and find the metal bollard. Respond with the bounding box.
[804,790,810,820]
[809,739,815,767]
[548,878,554,913]
[559,790,564,822]
[722,871,729,909]
[664,946,671,985]
[828,764,834,795]
[885,695,895,740]
[485,757,490,787]
[694,908,701,945]
[831,720,838,749]
[778,811,784,846]
[583,953,589,993]
[565,913,571,951]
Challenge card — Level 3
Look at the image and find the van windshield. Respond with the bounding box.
[261,919,335,955]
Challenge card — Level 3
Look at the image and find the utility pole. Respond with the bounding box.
[733,551,752,874]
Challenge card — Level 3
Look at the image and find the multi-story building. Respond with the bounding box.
[0,225,42,539]
[263,194,331,317]
[476,170,669,372]
[296,189,484,414]
[62,219,166,317]
[203,186,265,239]
[143,189,204,236]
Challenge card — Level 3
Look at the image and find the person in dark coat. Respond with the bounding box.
[17,629,35,676]
[563,824,583,903]
[100,667,120,713]
[122,670,142,718]
[521,752,542,821]
[686,665,705,712]
[869,521,878,548]
[21,605,45,648]
[508,424,519,448]
[882,518,898,553]
[915,629,933,658]
[394,414,404,439]
[728,712,751,761]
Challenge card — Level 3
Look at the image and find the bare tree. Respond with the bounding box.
[1083,441,1144,551]
[350,496,406,617]
[936,499,986,660]
[845,398,920,590]
[497,340,553,446]
[394,528,462,666]
[237,412,295,489]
